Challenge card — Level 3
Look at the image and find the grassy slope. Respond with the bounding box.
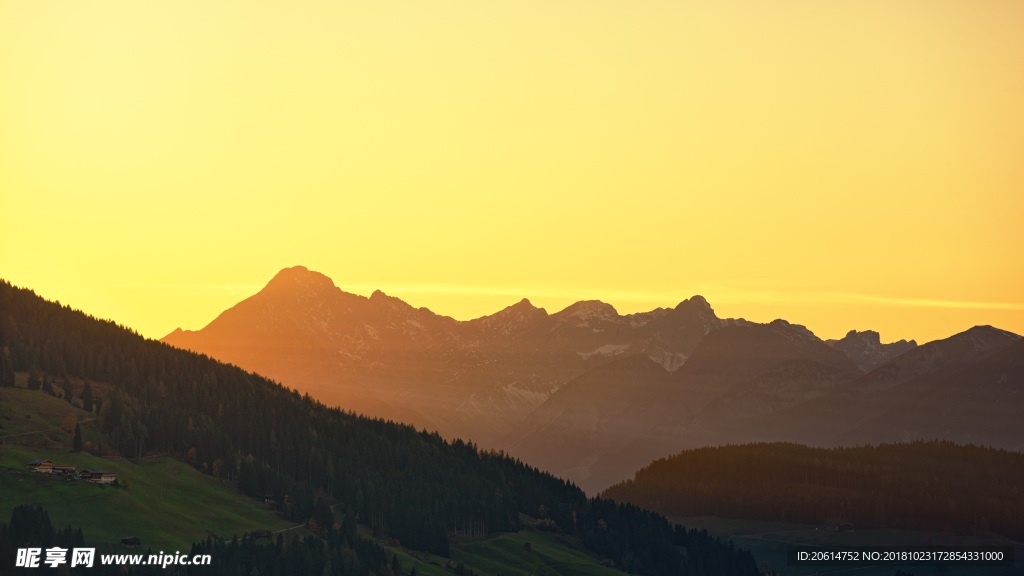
[454,531,620,576]
[0,446,294,553]
[375,531,621,576]
[1,387,292,552]
[0,386,96,449]
[2,388,624,575]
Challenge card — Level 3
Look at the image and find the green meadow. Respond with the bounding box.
[375,530,621,576]
[0,445,293,553]
[1,387,291,552]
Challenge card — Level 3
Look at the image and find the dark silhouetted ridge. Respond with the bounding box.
[602,442,1024,540]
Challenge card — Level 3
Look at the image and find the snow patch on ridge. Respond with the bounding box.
[578,344,630,360]
[648,350,688,372]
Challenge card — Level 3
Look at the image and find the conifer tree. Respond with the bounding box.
[0,351,14,388]
[73,423,83,452]
[82,381,94,413]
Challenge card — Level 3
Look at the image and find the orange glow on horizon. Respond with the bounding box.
[2,0,1023,344]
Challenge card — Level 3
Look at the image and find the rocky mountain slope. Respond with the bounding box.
[164,266,727,446]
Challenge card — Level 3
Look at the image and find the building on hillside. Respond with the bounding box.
[80,469,118,484]
[53,464,77,475]
[29,459,54,473]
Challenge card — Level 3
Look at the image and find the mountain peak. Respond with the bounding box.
[264,266,337,294]
[675,295,715,315]
[845,329,881,343]
[827,329,917,372]
[948,325,1022,351]
[162,326,189,343]
[367,289,416,313]
[684,294,710,307]
[837,329,918,348]
[492,297,545,317]
[472,297,548,335]
[963,325,1020,339]
[768,318,818,340]
[556,300,619,322]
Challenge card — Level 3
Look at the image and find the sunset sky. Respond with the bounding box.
[2,0,1022,344]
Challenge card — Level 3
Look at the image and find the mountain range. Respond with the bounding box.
[1,278,759,576]
[163,266,1023,492]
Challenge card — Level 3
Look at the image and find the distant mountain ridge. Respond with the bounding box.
[748,325,1024,448]
[163,266,1023,493]
[826,329,917,371]
[163,266,732,446]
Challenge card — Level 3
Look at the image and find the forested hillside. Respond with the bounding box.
[0,280,758,576]
[603,442,1024,540]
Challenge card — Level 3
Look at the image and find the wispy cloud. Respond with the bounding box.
[824,293,1024,311]
[342,282,1024,312]
[95,279,1023,313]
[96,282,264,298]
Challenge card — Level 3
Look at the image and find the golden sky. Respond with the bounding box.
[2,0,1022,344]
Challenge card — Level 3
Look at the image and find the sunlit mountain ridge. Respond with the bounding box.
[163,266,1023,493]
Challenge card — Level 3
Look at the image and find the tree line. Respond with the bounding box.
[602,441,1024,540]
